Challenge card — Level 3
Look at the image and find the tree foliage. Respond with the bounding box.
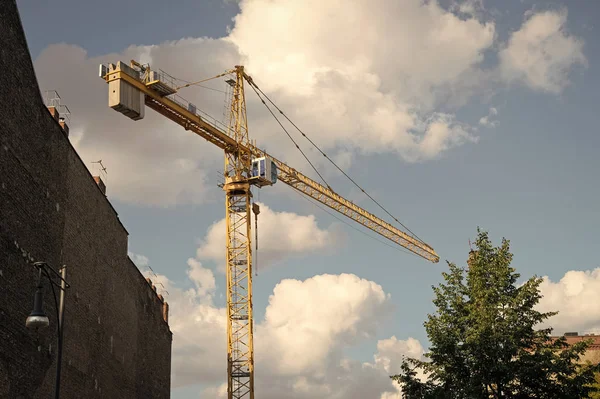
[392,229,600,398]
[588,373,600,399]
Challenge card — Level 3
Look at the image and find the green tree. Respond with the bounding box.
[588,373,600,399]
[392,229,600,398]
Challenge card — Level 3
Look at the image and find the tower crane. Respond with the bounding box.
[99,60,439,399]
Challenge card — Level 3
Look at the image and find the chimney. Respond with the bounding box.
[93,176,106,196]
[162,302,169,324]
[59,117,69,137]
[47,106,60,122]
[44,91,71,137]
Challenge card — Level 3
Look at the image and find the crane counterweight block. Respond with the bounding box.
[102,62,146,121]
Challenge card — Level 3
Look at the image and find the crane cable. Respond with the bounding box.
[175,70,232,91]
[291,187,421,259]
[247,83,332,191]
[246,79,425,244]
[173,76,228,94]
[252,197,260,277]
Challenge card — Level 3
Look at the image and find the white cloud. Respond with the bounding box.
[33,2,586,206]
[538,268,600,334]
[196,202,341,272]
[141,263,226,387]
[228,0,494,159]
[137,249,421,398]
[33,0,504,206]
[128,251,149,269]
[202,383,227,398]
[499,9,587,93]
[34,41,237,207]
[129,205,379,393]
[450,0,485,19]
[417,113,478,160]
[158,261,600,397]
[186,258,217,300]
[135,254,600,396]
[373,336,425,374]
[256,273,392,376]
[479,106,499,128]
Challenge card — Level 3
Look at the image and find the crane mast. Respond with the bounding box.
[99,60,439,399]
[223,66,255,397]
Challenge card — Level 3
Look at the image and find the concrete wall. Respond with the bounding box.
[0,1,172,398]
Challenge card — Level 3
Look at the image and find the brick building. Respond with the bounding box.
[0,1,172,398]
[553,332,600,365]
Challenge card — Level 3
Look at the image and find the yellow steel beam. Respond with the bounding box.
[105,69,237,151]
[248,145,440,263]
[224,184,253,399]
[103,63,439,263]
[224,66,254,399]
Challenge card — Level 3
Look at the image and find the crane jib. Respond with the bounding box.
[100,60,439,263]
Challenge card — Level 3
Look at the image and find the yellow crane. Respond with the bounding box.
[99,60,439,399]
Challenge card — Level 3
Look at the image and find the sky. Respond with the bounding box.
[16,0,600,397]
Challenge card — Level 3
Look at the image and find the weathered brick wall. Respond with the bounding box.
[0,1,172,398]
[561,335,600,365]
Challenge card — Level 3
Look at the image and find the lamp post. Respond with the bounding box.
[26,261,70,399]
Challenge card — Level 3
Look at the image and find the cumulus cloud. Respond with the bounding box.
[229,0,496,100]
[256,274,392,376]
[417,113,477,159]
[131,239,600,397]
[128,203,383,393]
[140,259,226,386]
[132,207,418,397]
[34,41,237,206]
[450,0,485,18]
[499,9,587,93]
[32,2,586,206]
[31,0,552,206]
[479,106,499,128]
[128,251,149,269]
[227,0,495,157]
[373,336,425,374]
[537,268,600,334]
[186,258,217,299]
[141,259,600,397]
[196,202,341,272]
[139,253,419,398]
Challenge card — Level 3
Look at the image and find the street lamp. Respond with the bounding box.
[25,273,50,329]
[26,261,70,399]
